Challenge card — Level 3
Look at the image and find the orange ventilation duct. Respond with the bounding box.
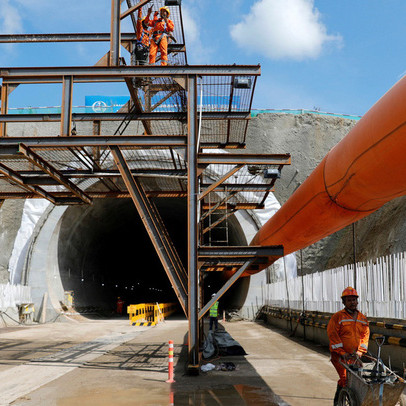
[246,76,406,276]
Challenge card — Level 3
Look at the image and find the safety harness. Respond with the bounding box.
[151,19,176,46]
[134,20,151,65]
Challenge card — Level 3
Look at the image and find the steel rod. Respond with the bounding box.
[61,76,73,136]
[110,0,121,66]
[0,112,250,122]
[110,145,188,313]
[0,135,187,147]
[0,65,261,78]
[187,74,199,371]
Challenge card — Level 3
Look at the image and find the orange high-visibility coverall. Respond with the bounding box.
[136,8,151,47]
[148,15,174,66]
[116,298,124,314]
[327,309,370,387]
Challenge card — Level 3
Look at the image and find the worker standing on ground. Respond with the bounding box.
[116,297,124,315]
[327,287,370,405]
[209,293,219,331]
[133,6,153,65]
[148,6,174,66]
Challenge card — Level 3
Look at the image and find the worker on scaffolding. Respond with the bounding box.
[133,5,153,65]
[327,287,370,405]
[209,293,220,331]
[148,6,174,66]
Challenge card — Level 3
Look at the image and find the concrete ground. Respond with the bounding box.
[0,315,338,405]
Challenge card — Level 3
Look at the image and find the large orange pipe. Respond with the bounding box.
[246,76,406,275]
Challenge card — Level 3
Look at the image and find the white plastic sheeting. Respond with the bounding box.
[8,199,50,284]
[251,194,297,279]
[266,251,406,319]
[0,283,32,310]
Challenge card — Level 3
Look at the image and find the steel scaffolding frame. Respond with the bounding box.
[0,0,290,372]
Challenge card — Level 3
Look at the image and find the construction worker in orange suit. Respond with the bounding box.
[148,6,174,66]
[116,297,124,315]
[327,287,370,405]
[133,5,153,65]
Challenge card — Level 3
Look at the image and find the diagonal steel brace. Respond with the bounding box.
[110,145,188,314]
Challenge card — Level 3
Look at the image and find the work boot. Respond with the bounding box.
[333,384,342,406]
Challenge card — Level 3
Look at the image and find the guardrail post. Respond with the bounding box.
[166,340,175,383]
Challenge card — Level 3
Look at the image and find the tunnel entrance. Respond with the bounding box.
[57,197,250,313]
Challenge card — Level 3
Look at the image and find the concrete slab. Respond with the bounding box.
[0,317,338,405]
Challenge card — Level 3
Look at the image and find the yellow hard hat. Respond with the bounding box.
[160,6,170,16]
[341,287,358,298]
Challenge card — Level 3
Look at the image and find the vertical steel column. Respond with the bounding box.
[110,0,121,66]
[92,120,101,169]
[60,76,73,137]
[187,74,199,373]
[0,84,9,137]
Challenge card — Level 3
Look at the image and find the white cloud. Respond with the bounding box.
[181,4,213,64]
[0,0,23,34]
[182,6,198,44]
[398,71,406,80]
[230,0,342,61]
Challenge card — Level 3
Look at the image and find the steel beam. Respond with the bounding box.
[202,202,264,210]
[0,162,57,204]
[0,65,261,79]
[22,177,60,185]
[17,169,187,178]
[109,145,188,314]
[0,84,8,137]
[202,211,236,235]
[187,74,199,372]
[0,111,249,122]
[0,135,187,147]
[198,259,255,320]
[198,165,243,201]
[0,33,185,51]
[198,246,284,259]
[198,153,292,165]
[124,78,152,135]
[110,0,121,66]
[200,183,275,192]
[120,0,151,20]
[61,76,73,136]
[18,144,92,204]
[0,191,188,199]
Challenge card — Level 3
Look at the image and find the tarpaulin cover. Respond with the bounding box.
[203,329,247,359]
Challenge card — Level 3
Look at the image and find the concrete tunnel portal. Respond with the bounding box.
[56,197,250,314]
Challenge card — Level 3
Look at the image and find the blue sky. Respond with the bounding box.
[1,0,405,116]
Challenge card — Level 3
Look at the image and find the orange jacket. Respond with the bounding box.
[148,15,174,40]
[136,8,151,47]
[327,309,369,355]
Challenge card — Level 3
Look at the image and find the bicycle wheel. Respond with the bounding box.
[337,387,360,406]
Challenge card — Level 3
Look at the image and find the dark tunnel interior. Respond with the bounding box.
[57,198,250,314]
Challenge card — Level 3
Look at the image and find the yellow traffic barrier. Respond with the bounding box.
[128,303,177,326]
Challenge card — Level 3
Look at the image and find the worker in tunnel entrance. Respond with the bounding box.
[327,287,370,405]
[209,293,219,331]
[116,297,124,315]
[148,6,174,66]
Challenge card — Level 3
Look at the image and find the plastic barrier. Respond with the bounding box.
[127,303,177,326]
